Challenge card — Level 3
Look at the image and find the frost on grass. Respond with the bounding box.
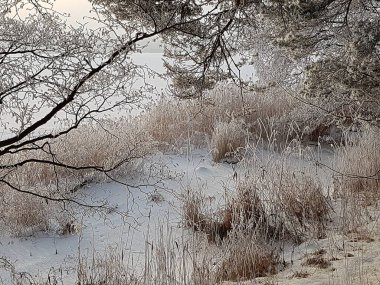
[335,129,380,200]
[333,129,380,233]
[210,119,246,163]
[0,118,156,236]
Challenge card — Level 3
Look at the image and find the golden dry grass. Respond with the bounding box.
[333,129,380,233]
[142,83,295,152]
[182,190,232,243]
[335,129,380,201]
[0,118,156,236]
[182,190,208,232]
[77,246,140,285]
[0,192,49,236]
[259,166,330,241]
[215,235,278,282]
[210,119,246,162]
[229,181,269,233]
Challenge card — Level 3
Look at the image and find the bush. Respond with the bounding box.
[0,118,156,236]
[215,234,278,282]
[142,83,295,151]
[210,119,246,162]
[335,129,380,200]
[262,168,330,240]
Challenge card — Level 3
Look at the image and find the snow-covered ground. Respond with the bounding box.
[2,145,380,285]
[0,149,235,283]
[0,146,340,283]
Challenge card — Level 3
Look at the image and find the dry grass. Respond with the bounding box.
[230,182,267,229]
[142,98,208,149]
[182,160,330,245]
[258,165,330,241]
[181,182,283,282]
[0,192,49,236]
[7,118,155,188]
[302,255,331,269]
[142,83,295,152]
[210,119,246,162]
[302,249,331,269]
[77,246,140,285]
[215,234,278,282]
[75,233,218,285]
[291,270,310,278]
[276,172,329,237]
[182,190,232,243]
[182,190,280,282]
[335,129,380,201]
[0,118,156,236]
[0,257,64,285]
[346,230,375,243]
[227,163,330,243]
[273,100,334,143]
[332,129,380,233]
[182,190,208,232]
[182,184,269,244]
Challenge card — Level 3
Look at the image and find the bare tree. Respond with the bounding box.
[0,0,169,206]
[2,0,379,207]
[0,0,249,210]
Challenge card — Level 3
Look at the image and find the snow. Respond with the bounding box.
[0,149,236,283]
[2,147,380,285]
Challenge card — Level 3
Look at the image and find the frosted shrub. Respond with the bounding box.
[333,129,380,232]
[0,188,49,236]
[215,234,278,282]
[335,129,380,199]
[210,119,246,162]
[0,118,156,236]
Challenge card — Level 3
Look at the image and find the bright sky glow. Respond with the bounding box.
[53,0,93,23]
[53,0,163,52]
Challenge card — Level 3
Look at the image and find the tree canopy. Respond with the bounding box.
[94,0,380,125]
[0,0,379,204]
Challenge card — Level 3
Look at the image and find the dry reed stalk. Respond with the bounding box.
[210,119,246,162]
[0,118,155,236]
[215,234,278,282]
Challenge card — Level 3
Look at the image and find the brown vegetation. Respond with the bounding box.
[210,119,246,162]
[142,83,295,154]
[335,129,380,201]
[215,235,278,282]
[0,118,156,236]
[302,249,332,269]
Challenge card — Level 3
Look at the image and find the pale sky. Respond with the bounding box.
[53,0,163,52]
[53,0,93,23]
